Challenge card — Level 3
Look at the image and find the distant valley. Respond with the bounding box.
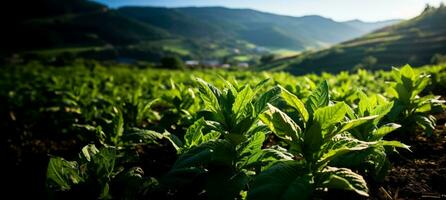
[1,0,400,66]
[260,5,446,74]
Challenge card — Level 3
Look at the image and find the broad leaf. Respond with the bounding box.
[372,123,401,139]
[233,85,255,118]
[260,104,301,142]
[338,115,378,133]
[305,80,329,115]
[279,85,309,122]
[172,140,235,169]
[47,157,83,191]
[184,118,206,147]
[321,167,369,197]
[254,86,281,115]
[313,103,347,130]
[248,161,313,200]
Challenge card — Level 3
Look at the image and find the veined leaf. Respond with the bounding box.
[163,131,183,152]
[370,101,394,125]
[321,167,369,197]
[247,161,313,200]
[260,104,301,142]
[233,85,255,118]
[415,115,436,136]
[172,140,235,169]
[305,80,329,115]
[254,86,281,115]
[202,131,221,143]
[184,118,206,147]
[372,123,401,139]
[239,146,294,169]
[123,128,164,144]
[313,103,347,130]
[279,85,309,122]
[196,78,221,111]
[47,157,83,191]
[318,145,369,168]
[377,140,410,151]
[338,115,378,134]
[400,65,415,80]
[357,91,371,116]
[81,144,100,162]
[237,132,265,157]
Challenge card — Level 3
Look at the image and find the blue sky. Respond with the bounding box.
[95,0,445,22]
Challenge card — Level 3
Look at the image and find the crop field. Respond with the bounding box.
[2,63,446,199]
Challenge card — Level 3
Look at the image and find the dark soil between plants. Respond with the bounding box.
[371,112,446,200]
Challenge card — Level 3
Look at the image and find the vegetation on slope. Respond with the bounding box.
[262,5,446,74]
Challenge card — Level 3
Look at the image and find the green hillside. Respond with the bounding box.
[1,0,399,64]
[127,6,385,50]
[3,10,170,53]
[262,5,446,74]
[344,19,402,34]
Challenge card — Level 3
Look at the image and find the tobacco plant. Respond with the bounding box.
[387,65,445,135]
[331,91,410,180]
[158,78,292,199]
[249,81,383,199]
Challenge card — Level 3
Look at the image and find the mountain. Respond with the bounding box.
[343,19,402,34]
[1,0,400,63]
[2,1,170,53]
[119,6,398,50]
[261,5,446,74]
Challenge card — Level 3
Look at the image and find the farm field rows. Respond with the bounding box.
[1,63,446,199]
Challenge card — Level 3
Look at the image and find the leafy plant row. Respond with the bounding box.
[40,65,445,199]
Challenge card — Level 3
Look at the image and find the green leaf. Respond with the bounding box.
[305,80,329,115]
[112,108,124,145]
[303,122,323,159]
[377,140,410,151]
[413,75,430,98]
[248,161,313,200]
[202,131,221,143]
[321,167,369,197]
[196,78,221,111]
[279,85,309,122]
[260,104,301,142]
[254,86,281,115]
[395,83,411,104]
[172,140,235,169]
[400,65,415,80]
[163,131,184,152]
[80,144,99,162]
[357,91,371,116]
[233,85,255,118]
[123,128,164,144]
[370,101,394,125]
[372,123,401,139]
[318,145,369,168]
[47,157,83,191]
[338,115,378,133]
[92,148,118,180]
[239,146,294,169]
[253,78,271,92]
[184,118,206,147]
[237,132,265,157]
[313,103,347,130]
[415,115,436,136]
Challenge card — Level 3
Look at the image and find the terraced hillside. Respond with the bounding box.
[261,5,446,74]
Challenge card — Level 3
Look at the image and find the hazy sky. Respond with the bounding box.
[95,0,445,22]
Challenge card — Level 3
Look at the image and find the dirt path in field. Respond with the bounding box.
[374,112,446,200]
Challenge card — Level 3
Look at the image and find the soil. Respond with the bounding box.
[372,112,446,200]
